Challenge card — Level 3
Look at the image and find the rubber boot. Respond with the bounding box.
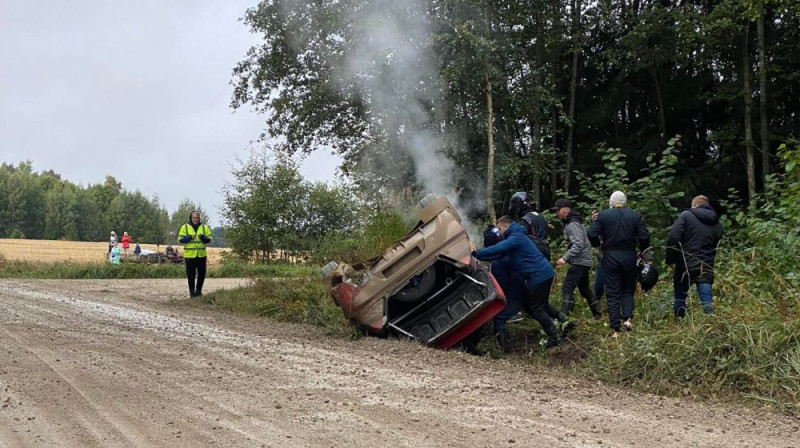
[544,323,562,348]
[558,312,579,339]
[494,330,508,353]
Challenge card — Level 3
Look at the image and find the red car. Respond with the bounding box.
[322,195,506,349]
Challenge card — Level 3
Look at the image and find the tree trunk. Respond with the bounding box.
[564,0,581,194]
[651,68,666,137]
[485,70,496,222]
[757,2,770,176]
[742,26,756,208]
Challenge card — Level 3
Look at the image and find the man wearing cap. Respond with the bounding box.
[551,199,602,320]
[587,191,651,335]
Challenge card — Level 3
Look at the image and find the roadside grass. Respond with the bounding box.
[515,257,800,416]
[198,277,351,335]
[0,260,313,279]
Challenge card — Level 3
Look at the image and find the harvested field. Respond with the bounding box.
[0,238,227,265]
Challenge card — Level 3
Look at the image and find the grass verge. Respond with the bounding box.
[197,277,351,335]
[0,260,314,279]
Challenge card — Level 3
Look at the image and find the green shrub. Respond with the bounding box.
[311,210,411,264]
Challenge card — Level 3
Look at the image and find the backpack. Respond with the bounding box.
[521,212,551,261]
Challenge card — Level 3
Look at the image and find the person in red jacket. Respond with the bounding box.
[121,231,131,258]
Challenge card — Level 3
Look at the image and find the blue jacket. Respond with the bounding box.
[489,256,528,305]
[474,222,555,286]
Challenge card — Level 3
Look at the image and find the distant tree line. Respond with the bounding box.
[0,161,225,245]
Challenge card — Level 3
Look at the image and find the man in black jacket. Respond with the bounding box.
[587,191,651,335]
[666,195,724,317]
[509,191,551,261]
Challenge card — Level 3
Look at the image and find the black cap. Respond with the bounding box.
[483,225,502,247]
[549,199,572,213]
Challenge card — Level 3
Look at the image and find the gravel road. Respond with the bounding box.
[0,279,797,447]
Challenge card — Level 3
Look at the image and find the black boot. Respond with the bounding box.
[589,300,603,319]
[557,313,579,339]
[544,323,562,348]
[494,330,508,353]
[189,289,196,298]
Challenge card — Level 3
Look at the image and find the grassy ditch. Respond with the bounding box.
[519,252,800,416]
[0,260,314,279]
[197,277,351,335]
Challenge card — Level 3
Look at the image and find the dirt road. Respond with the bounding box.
[0,279,796,447]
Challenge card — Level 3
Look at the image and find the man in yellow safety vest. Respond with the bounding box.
[178,211,212,297]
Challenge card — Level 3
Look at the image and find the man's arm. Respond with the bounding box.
[665,214,686,265]
[587,218,603,247]
[474,236,519,261]
[636,214,651,260]
[562,222,585,263]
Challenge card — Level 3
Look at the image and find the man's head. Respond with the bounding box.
[509,192,535,218]
[609,191,627,208]
[691,195,709,208]
[495,215,514,235]
[549,199,572,219]
[190,211,201,224]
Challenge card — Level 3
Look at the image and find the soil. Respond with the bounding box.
[0,278,797,447]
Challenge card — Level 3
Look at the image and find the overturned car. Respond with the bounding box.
[321,195,506,349]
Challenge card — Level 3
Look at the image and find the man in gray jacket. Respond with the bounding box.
[551,199,602,319]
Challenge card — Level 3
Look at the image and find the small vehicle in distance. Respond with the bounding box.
[322,195,505,349]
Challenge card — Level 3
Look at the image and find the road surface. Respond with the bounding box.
[0,279,796,447]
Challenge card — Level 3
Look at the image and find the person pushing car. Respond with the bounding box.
[473,216,562,348]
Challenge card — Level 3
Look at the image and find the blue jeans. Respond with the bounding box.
[594,266,605,301]
[673,275,713,317]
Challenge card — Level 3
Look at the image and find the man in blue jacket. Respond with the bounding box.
[473,216,562,348]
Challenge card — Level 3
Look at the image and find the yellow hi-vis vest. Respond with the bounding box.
[178,223,212,258]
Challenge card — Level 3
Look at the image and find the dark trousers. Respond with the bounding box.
[526,277,559,337]
[185,256,207,294]
[603,250,637,331]
[561,264,600,316]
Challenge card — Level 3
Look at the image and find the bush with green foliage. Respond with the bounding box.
[311,210,411,265]
[562,139,800,414]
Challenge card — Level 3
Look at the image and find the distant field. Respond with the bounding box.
[0,239,228,265]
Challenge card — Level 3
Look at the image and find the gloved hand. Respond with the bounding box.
[179,235,192,244]
[471,250,478,258]
[200,235,210,244]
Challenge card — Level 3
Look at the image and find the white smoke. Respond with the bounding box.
[276,0,484,239]
[337,0,481,238]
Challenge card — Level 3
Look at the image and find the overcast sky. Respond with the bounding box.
[0,0,340,226]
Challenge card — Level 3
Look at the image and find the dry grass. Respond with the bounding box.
[0,239,227,265]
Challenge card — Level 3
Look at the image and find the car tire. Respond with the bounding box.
[391,266,437,304]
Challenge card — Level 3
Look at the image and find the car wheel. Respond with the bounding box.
[391,266,437,304]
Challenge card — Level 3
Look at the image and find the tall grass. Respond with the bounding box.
[199,277,350,334]
[0,260,313,279]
